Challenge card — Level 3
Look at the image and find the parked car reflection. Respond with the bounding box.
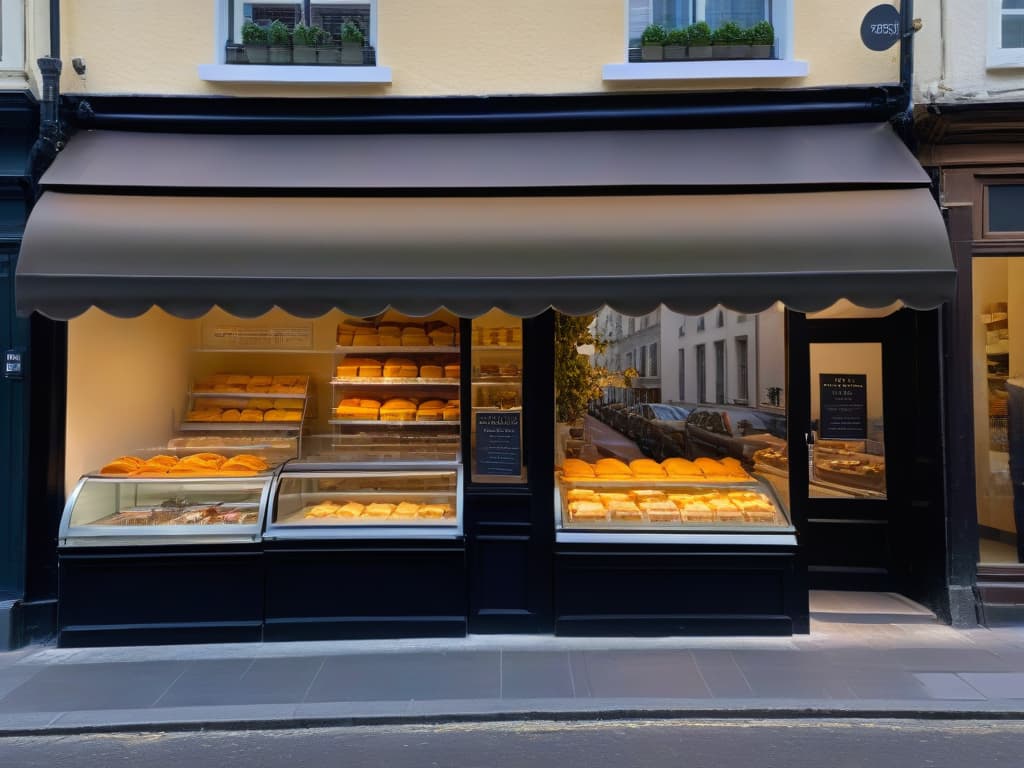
[684,407,784,466]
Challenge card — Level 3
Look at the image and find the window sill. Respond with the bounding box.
[986,53,1024,71]
[198,64,392,84]
[602,59,809,81]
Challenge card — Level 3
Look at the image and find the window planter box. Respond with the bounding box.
[222,44,377,67]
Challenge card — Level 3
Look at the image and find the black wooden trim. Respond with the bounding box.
[555,615,793,637]
[61,87,908,135]
[59,621,262,647]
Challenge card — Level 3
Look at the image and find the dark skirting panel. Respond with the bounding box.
[263,539,467,641]
[57,546,264,647]
[554,544,801,636]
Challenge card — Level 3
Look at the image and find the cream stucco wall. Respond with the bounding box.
[59,0,900,97]
[914,0,1024,104]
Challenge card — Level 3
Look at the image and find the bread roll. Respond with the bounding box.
[595,458,631,477]
[444,364,460,378]
[101,456,144,475]
[220,409,242,422]
[393,501,421,518]
[562,459,596,478]
[630,459,667,478]
[363,503,395,518]
[417,364,441,378]
[239,409,264,422]
[417,504,449,519]
[661,458,703,477]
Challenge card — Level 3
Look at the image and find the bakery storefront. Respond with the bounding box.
[16,123,955,646]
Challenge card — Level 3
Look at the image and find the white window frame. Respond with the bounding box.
[200,0,390,83]
[605,0,807,81]
[0,0,26,71]
[988,0,1024,69]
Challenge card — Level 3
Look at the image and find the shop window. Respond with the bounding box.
[714,340,726,404]
[471,310,525,484]
[735,336,749,403]
[696,344,707,402]
[987,184,1024,234]
[565,307,786,528]
[989,0,1024,68]
[974,257,1023,564]
[678,348,686,400]
[0,0,25,70]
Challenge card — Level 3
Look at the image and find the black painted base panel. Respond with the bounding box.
[264,540,468,641]
[555,546,804,637]
[58,547,264,648]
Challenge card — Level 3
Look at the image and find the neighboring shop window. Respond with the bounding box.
[0,0,25,69]
[987,184,1024,234]
[807,343,887,500]
[990,0,1024,67]
[974,257,1023,564]
[566,306,787,500]
[471,310,525,484]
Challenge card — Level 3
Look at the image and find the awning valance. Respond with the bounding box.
[17,188,953,319]
[16,123,954,320]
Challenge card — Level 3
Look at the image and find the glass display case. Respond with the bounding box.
[60,473,274,546]
[267,463,463,539]
[555,474,792,535]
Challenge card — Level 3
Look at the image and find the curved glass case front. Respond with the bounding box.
[268,464,463,539]
[556,475,791,534]
[60,474,273,546]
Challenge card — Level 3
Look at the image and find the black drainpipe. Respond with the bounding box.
[49,0,60,57]
[891,0,917,148]
[25,58,64,202]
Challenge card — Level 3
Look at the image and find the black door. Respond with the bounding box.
[788,309,944,598]
[464,312,554,633]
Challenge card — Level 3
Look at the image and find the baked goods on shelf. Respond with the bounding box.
[558,457,751,483]
[338,320,458,348]
[99,452,271,477]
[813,457,886,492]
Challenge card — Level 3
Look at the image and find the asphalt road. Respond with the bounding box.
[1,719,1023,768]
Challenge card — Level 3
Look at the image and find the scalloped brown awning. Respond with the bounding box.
[16,125,954,320]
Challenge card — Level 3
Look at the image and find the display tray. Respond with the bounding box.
[87,502,261,527]
[556,475,790,532]
[331,377,459,386]
[336,345,459,355]
[279,502,456,526]
[179,421,303,432]
[189,390,306,400]
[329,418,459,426]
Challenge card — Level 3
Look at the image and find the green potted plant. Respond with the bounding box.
[554,313,608,427]
[640,23,667,61]
[712,20,748,59]
[685,21,712,59]
[241,21,269,64]
[749,20,775,59]
[664,27,688,61]
[267,19,291,64]
[292,23,327,64]
[338,20,365,65]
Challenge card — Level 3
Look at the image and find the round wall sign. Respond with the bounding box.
[860,4,901,52]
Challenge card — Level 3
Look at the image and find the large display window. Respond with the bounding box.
[567,304,792,534]
[973,256,1024,564]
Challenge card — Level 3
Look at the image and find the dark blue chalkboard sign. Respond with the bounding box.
[475,410,522,476]
[861,4,901,51]
[819,373,868,441]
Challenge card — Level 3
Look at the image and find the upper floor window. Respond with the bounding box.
[628,0,773,59]
[1003,0,1024,47]
[0,0,25,70]
[989,0,1024,68]
[228,1,375,66]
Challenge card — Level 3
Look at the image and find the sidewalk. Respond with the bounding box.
[2,592,1024,736]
